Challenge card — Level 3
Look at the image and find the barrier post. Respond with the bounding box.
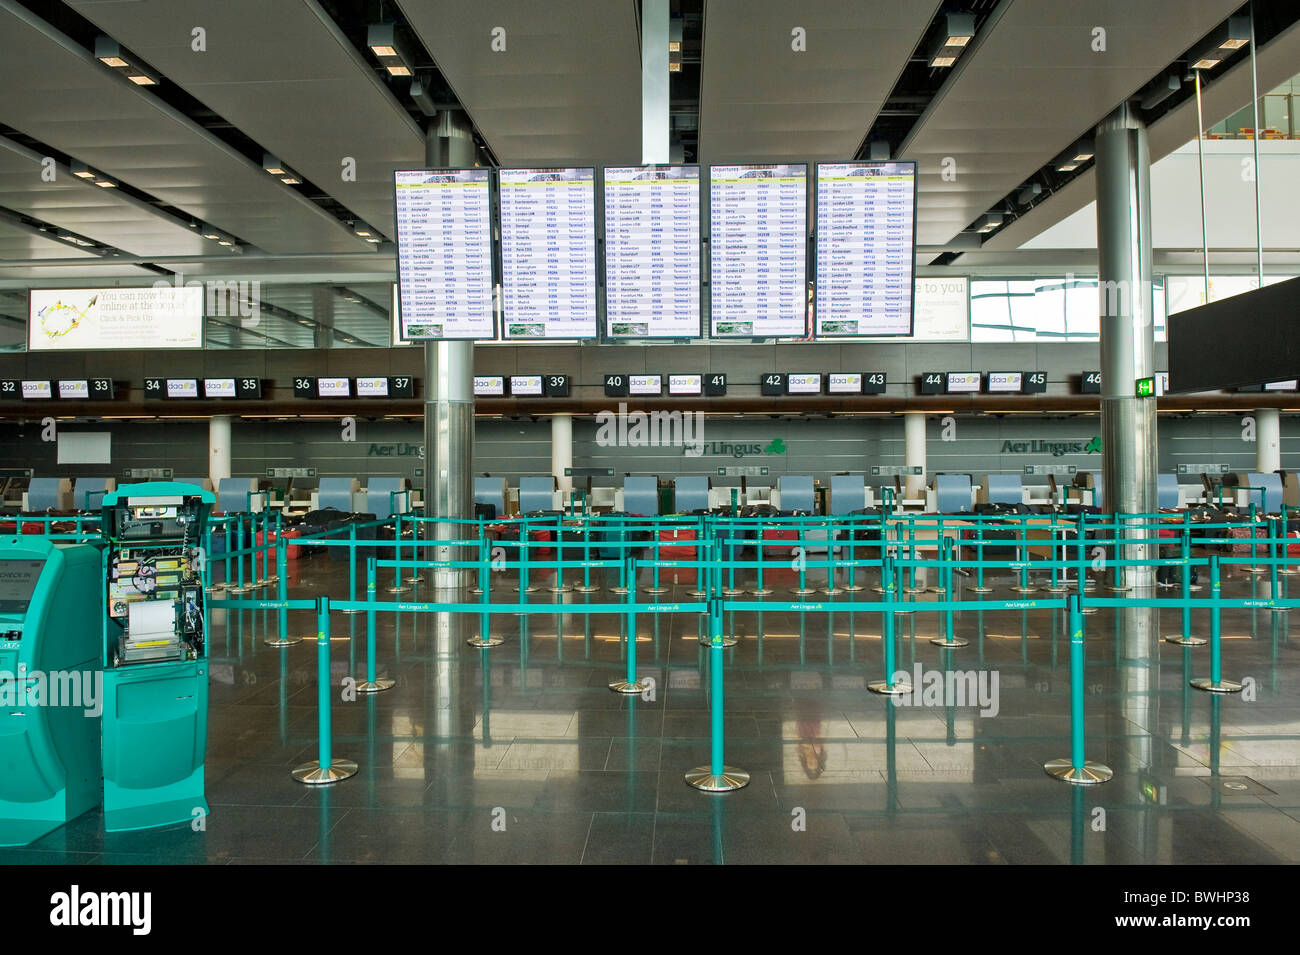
[292,596,358,784]
[930,536,968,649]
[822,518,844,595]
[1045,594,1113,784]
[470,532,488,596]
[1076,522,1098,615]
[1269,516,1286,613]
[1011,517,1036,594]
[1044,515,1068,594]
[791,523,816,596]
[1280,504,1296,576]
[264,537,302,647]
[609,557,648,694]
[230,516,252,594]
[644,522,668,596]
[1191,555,1245,693]
[359,557,397,689]
[341,521,362,613]
[549,515,573,593]
[749,518,772,595]
[904,523,924,594]
[1108,512,1131,593]
[1244,503,1264,574]
[685,597,750,791]
[723,524,744,596]
[204,522,225,594]
[969,520,992,594]
[868,555,913,696]
[386,514,411,594]
[223,519,233,593]
[841,517,864,593]
[515,524,539,594]
[1165,523,1206,645]
[574,518,599,593]
[687,515,707,598]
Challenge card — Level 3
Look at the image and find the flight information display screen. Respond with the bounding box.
[814,161,916,337]
[393,168,494,341]
[604,165,701,338]
[500,167,598,340]
[709,164,807,338]
[0,559,44,615]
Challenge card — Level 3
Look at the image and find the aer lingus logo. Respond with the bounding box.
[1084,436,1101,454]
[764,438,787,455]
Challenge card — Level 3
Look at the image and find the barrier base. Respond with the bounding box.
[229,585,256,595]
[573,584,601,594]
[514,585,543,594]
[206,583,227,594]
[609,679,648,695]
[1081,606,1100,615]
[466,636,504,648]
[867,679,913,696]
[1044,759,1113,785]
[790,587,818,596]
[608,586,630,595]
[1042,584,1071,594]
[406,575,425,584]
[699,634,739,648]
[930,637,969,648]
[821,587,844,596]
[904,586,926,595]
[1107,584,1132,593]
[967,586,994,594]
[292,759,358,785]
[1165,634,1207,646]
[340,608,364,615]
[1244,566,1265,574]
[264,635,304,647]
[748,587,773,596]
[687,587,707,597]
[358,678,395,693]
[685,767,750,792]
[1190,678,1244,694]
[926,586,947,594]
[723,588,746,596]
[842,584,865,593]
[1278,568,1298,576]
[385,585,412,595]
[1010,585,1038,594]
[643,586,669,596]
[547,584,574,594]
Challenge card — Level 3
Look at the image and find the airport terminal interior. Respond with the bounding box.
[2,0,1300,873]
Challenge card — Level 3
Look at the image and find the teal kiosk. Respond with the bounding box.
[100,482,214,832]
[0,536,102,846]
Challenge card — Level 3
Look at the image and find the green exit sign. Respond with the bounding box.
[1135,376,1156,398]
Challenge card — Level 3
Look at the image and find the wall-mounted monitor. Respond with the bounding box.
[316,377,351,398]
[709,163,808,338]
[355,376,389,397]
[509,375,544,397]
[629,374,662,396]
[814,161,917,338]
[945,372,981,394]
[668,374,702,396]
[166,378,198,399]
[393,168,494,341]
[986,372,1023,394]
[203,378,237,398]
[57,379,90,399]
[499,166,598,340]
[786,373,822,395]
[826,373,862,395]
[474,376,505,397]
[21,380,52,399]
[604,165,701,339]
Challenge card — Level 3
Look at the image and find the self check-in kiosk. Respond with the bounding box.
[0,537,102,846]
[100,481,213,832]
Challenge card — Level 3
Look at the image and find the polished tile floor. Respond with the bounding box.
[5,553,1299,865]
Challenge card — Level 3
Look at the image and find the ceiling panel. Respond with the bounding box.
[66,0,424,239]
[0,2,372,256]
[698,0,940,163]
[398,0,642,166]
[900,0,1244,245]
[0,219,103,261]
[0,138,209,257]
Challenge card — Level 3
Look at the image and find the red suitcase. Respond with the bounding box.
[657,527,698,560]
[761,526,800,559]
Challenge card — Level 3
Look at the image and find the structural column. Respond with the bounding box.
[1096,103,1158,590]
[552,414,573,497]
[903,413,926,500]
[209,414,231,488]
[425,113,477,587]
[1255,407,1280,474]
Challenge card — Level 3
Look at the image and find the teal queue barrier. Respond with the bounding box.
[291,597,359,784]
[1044,594,1114,785]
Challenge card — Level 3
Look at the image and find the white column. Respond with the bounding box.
[552,413,573,495]
[903,413,926,499]
[1256,407,1281,473]
[209,414,231,487]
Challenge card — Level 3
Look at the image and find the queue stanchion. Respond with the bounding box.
[359,557,397,689]
[687,516,707,598]
[893,525,916,615]
[204,522,225,594]
[609,557,648,694]
[1044,515,1068,594]
[1244,503,1265,574]
[515,522,540,595]
[1108,512,1131,593]
[1279,504,1297,576]
[230,516,253,594]
[292,596,358,784]
[926,518,946,594]
[904,523,924,594]
[265,536,303,647]
[685,597,750,791]
[1076,522,1099,615]
[469,532,488,596]
[822,518,844,596]
[868,555,912,696]
[608,523,631,595]
[644,522,668,596]
[1011,517,1037,594]
[341,522,363,613]
[222,519,233,594]
[548,515,573,594]
[723,525,745,597]
[1044,594,1113,784]
[1268,516,1287,613]
[749,519,772,596]
[791,523,816,596]
[1165,524,1206,645]
[575,518,600,594]
[404,508,424,584]
[1191,555,1245,694]
[700,540,737,647]
[840,517,864,594]
[385,513,411,594]
[467,543,504,647]
[930,536,968,649]
[969,520,992,594]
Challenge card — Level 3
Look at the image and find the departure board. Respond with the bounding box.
[709,164,807,338]
[604,165,701,338]
[499,167,598,339]
[393,168,494,341]
[814,161,916,337]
